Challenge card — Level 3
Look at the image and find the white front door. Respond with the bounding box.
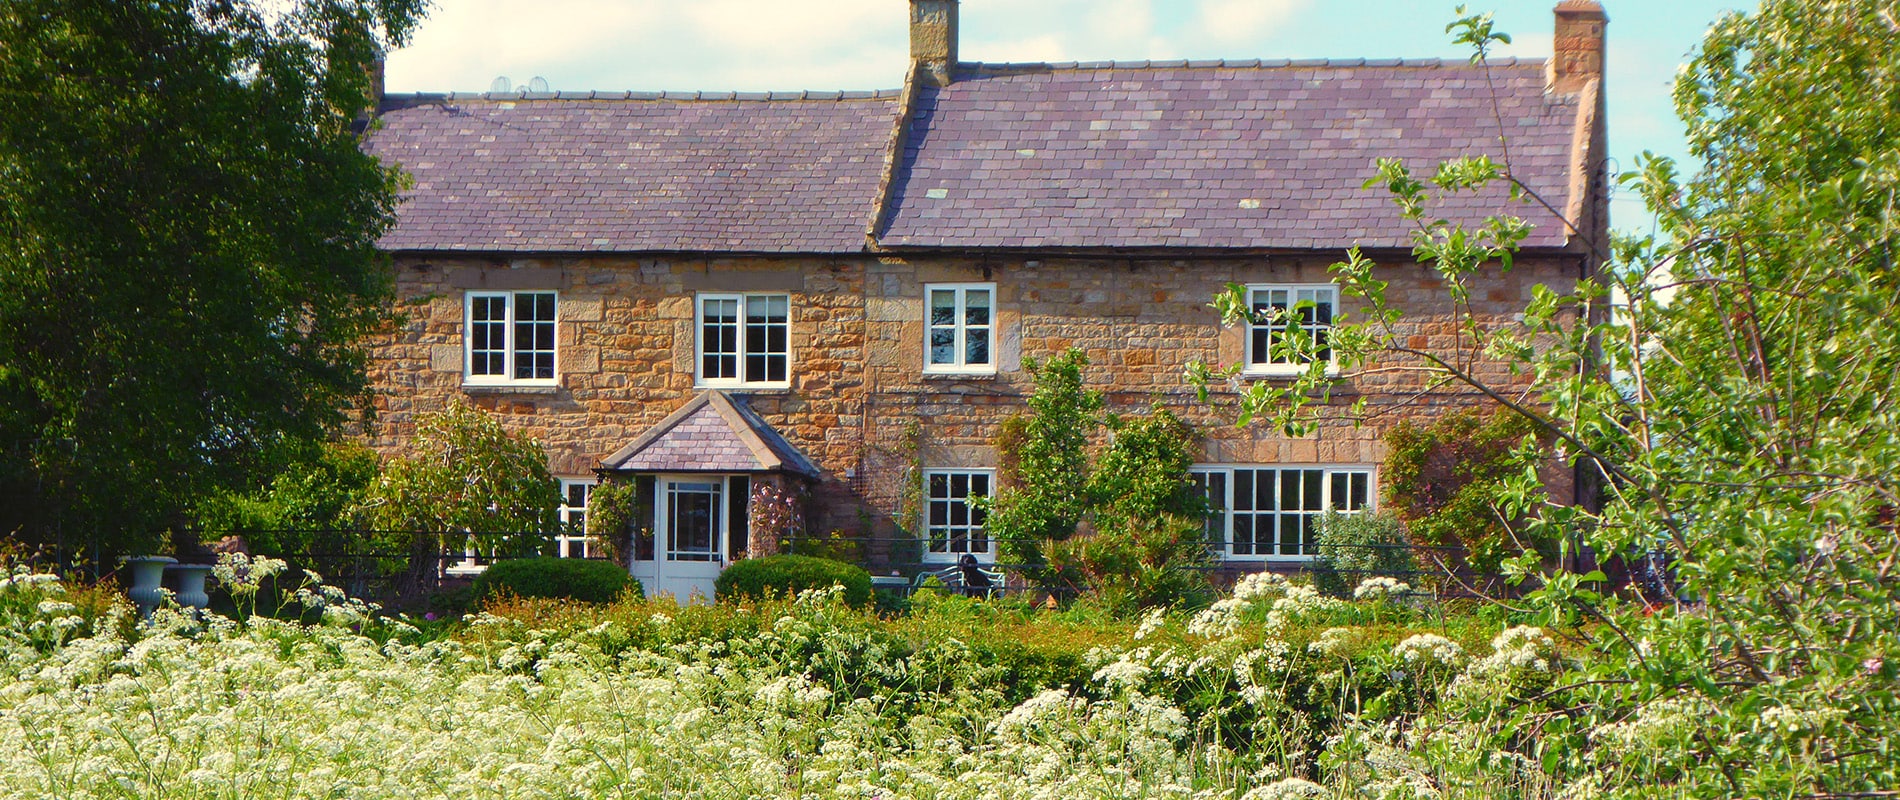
[650,478,725,602]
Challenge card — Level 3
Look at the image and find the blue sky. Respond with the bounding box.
[385,0,1754,236]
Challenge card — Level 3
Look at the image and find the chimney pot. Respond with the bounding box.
[1550,0,1607,94]
[909,0,958,87]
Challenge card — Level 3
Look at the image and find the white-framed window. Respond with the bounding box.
[557,478,595,559]
[1191,465,1372,561]
[922,469,994,562]
[925,283,996,374]
[465,291,558,385]
[1245,284,1336,374]
[696,293,790,387]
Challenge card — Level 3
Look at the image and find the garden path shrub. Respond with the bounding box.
[1312,511,1416,598]
[472,557,637,604]
[715,554,872,608]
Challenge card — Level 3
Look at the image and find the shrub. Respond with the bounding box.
[714,554,872,608]
[472,557,637,605]
[1311,511,1416,598]
[1381,407,1553,574]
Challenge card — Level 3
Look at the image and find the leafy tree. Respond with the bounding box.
[356,401,561,537]
[1054,406,1214,612]
[986,349,1099,570]
[194,441,380,553]
[354,401,560,595]
[0,0,425,556]
[1197,2,1900,795]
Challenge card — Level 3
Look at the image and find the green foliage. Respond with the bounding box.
[1311,511,1417,599]
[985,349,1100,569]
[472,557,637,605]
[782,529,865,564]
[1084,407,1207,532]
[358,402,561,534]
[0,0,426,556]
[714,554,873,609]
[989,360,1213,612]
[1050,407,1215,613]
[1381,407,1552,574]
[1194,2,1900,796]
[585,478,635,567]
[193,442,380,553]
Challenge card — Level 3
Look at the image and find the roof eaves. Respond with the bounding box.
[379,88,902,112]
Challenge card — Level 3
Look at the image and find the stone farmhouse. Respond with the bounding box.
[360,0,1610,599]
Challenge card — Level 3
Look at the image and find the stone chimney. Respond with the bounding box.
[1550,0,1607,94]
[909,0,958,87]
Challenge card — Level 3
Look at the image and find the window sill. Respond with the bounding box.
[1240,365,1339,380]
[462,382,562,395]
[695,383,792,395]
[921,370,1000,381]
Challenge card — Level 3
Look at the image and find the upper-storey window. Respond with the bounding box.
[925,283,995,374]
[697,293,789,387]
[1246,284,1336,374]
[465,291,557,385]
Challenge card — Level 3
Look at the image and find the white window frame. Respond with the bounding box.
[923,283,998,375]
[921,468,996,563]
[463,291,559,386]
[1242,283,1337,377]
[557,478,596,559]
[695,292,791,389]
[1190,464,1373,562]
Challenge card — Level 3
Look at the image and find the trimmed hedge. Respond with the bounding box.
[473,557,639,605]
[714,554,873,608]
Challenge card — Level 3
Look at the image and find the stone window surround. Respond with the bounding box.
[923,282,997,376]
[694,292,792,389]
[463,290,558,387]
[1191,463,1373,562]
[921,468,995,564]
[1242,282,1337,377]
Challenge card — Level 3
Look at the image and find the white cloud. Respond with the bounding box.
[1193,0,1305,48]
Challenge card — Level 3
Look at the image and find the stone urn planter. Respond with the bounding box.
[168,564,214,610]
[123,556,176,616]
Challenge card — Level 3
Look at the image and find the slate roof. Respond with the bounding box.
[877,59,1582,250]
[366,58,1591,254]
[366,91,901,253]
[600,391,821,478]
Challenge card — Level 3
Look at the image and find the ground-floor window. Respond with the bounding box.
[923,469,993,562]
[1190,465,1372,560]
[557,478,595,558]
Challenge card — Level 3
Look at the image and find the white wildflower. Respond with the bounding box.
[1133,607,1167,640]
[1240,777,1327,800]
[1393,633,1464,667]
[1093,655,1151,691]
[1757,704,1844,736]
[1352,576,1411,601]
[1307,627,1357,658]
[35,600,77,617]
[1188,598,1247,637]
[1232,571,1290,602]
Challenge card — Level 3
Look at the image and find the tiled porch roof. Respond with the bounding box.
[600,391,821,478]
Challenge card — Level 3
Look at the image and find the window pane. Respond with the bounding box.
[469,296,508,377]
[965,290,991,326]
[966,328,990,365]
[930,290,957,326]
[930,327,956,365]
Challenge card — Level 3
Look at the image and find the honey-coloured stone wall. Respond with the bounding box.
[362,249,1591,568]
